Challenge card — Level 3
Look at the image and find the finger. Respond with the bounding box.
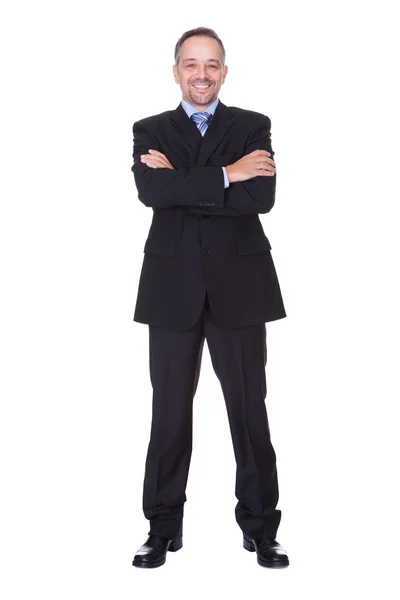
[140,157,162,167]
[141,157,169,169]
[262,162,276,171]
[257,170,276,176]
[253,160,276,172]
[250,149,273,158]
[253,164,276,175]
[141,153,169,164]
[258,158,276,168]
[140,155,164,164]
[148,149,166,158]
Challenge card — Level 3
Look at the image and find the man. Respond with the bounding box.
[131,27,289,569]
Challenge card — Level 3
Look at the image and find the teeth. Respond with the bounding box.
[193,84,210,88]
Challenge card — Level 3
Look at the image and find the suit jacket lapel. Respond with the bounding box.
[170,102,202,151]
[169,100,235,166]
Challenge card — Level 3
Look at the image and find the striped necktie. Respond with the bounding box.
[190,111,213,136]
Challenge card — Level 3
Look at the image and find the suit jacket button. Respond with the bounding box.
[203,247,211,255]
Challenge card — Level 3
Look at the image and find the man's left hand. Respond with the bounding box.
[140,149,175,170]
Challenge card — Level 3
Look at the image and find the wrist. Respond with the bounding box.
[226,164,236,183]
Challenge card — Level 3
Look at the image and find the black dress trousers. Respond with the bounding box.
[142,214,281,540]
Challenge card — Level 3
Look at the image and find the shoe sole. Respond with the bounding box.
[132,537,183,569]
[243,536,290,568]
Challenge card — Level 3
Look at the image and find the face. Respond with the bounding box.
[173,35,228,111]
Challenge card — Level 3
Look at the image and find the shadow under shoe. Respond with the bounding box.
[243,534,289,568]
[132,534,183,569]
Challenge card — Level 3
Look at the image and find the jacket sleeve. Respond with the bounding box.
[131,120,225,209]
[191,115,276,217]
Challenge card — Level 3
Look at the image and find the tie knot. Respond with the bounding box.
[190,111,213,127]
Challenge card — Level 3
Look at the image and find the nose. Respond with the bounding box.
[197,65,208,79]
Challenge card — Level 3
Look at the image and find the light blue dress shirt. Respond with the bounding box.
[181,97,230,189]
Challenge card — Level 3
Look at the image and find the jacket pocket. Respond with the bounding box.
[143,236,176,257]
[208,149,244,166]
[237,234,271,255]
[237,218,272,255]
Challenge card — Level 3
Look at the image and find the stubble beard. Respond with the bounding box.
[187,82,218,107]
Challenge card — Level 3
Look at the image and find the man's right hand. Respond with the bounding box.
[225,150,276,183]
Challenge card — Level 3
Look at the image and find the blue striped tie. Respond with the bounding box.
[190,111,213,136]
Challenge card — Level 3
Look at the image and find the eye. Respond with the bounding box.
[208,65,218,69]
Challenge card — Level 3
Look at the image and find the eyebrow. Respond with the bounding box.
[183,58,221,63]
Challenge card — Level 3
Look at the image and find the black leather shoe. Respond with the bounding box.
[132,534,183,569]
[243,534,289,568]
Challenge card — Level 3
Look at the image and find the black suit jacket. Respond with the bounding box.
[131,100,286,330]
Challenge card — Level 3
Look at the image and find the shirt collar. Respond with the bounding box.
[181,97,220,119]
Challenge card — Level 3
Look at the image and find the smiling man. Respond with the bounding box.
[131,27,289,570]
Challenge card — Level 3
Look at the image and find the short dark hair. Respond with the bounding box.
[174,27,226,67]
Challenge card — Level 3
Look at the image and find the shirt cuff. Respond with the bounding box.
[222,166,230,189]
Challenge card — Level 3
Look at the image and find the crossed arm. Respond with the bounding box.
[131,116,277,216]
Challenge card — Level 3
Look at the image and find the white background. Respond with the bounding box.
[1,0,399,598]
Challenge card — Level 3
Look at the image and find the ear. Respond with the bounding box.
[172,64,179,83]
